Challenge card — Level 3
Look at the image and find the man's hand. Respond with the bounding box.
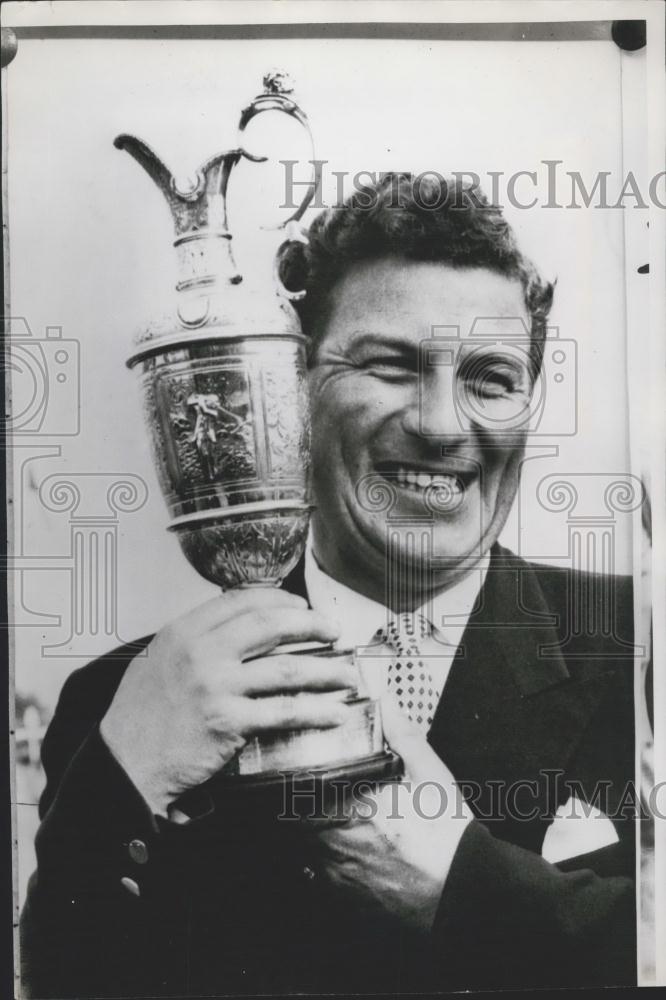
[314,701,473,932]
[100,589,353,816]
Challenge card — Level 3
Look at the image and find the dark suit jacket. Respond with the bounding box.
[20,545,637,996]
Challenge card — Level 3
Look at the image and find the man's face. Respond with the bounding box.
[307,257,533,603]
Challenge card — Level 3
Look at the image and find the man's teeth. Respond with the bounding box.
[392,468,464,493]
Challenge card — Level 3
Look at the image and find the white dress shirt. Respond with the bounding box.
[304,535,488,719]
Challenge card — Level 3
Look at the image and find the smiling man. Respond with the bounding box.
[306,258,532,602]
[21,174,637,997]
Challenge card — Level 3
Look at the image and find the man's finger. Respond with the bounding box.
[238,654,358,695]
[240,691,351,734]
[380,698,448,781]
[380,701,471,820]
[316,823,365,852]
[175,588,308,637]
[228,608,340,660]
[299,813,354,832]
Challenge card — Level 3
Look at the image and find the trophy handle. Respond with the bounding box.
[237,70,320,236]
[271,226,309,302]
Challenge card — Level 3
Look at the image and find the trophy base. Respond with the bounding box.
[214,748,403,790]
[209,749,403,821]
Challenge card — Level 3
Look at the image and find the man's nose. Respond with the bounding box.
[402,365,471,442]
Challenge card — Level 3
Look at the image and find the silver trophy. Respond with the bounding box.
[118,73,400,788]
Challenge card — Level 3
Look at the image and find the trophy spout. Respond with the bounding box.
[113,133,175,202]
[114,134,267,232]
[114,70,320,295]
[114,134,258,288]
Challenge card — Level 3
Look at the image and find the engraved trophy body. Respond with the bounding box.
[119,74,401,791]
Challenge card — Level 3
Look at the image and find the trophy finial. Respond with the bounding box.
[238,72,319,233]
[262,69,295,95]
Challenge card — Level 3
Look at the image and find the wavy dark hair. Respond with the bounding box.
[278,172,554,375]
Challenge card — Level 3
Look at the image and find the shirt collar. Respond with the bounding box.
[304,532,488,650]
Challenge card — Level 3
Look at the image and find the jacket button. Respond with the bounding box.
[128,839,149,865]
[121,877,140,897]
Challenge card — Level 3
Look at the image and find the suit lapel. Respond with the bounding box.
[427,547,614,842]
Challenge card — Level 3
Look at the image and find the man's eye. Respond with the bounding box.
[361,356,414,377]
[475,373,515,396]
[459,361,525,397]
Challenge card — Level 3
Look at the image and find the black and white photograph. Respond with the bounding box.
[3,1,665,996]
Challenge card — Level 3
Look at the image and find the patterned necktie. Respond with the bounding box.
[378,612,439,732]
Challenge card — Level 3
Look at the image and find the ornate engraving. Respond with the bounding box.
[262,364,309,478]
[177,512,309,589]
[140,371,175,502]
[132,341,312,586]
[165,365,256,489]
[171,391,248,482]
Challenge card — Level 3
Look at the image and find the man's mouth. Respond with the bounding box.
[374,462,476,497]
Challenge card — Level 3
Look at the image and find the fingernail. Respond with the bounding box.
[326,690,349,703]
[322,617,341,637]
[334,705,351,724]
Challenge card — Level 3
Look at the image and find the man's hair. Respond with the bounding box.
[278,172,554,375]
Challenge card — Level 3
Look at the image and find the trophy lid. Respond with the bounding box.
[117,71,318,355]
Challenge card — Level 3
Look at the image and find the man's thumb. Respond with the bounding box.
[380,698,447,781]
